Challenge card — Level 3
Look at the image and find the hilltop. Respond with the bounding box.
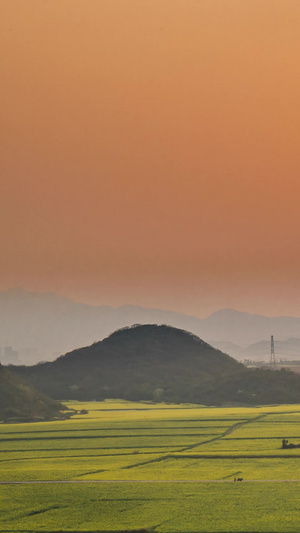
[0,364,65,422]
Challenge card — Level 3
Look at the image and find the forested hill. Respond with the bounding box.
[13,324,300,405]
[0,365,65,422]
[13,325,241,403]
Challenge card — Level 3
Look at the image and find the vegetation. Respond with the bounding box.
[0,364,65,422]
[1,400,300,531]
[2,482,300,532]
[13,324,300,405]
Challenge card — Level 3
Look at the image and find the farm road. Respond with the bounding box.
[175,413,267,453]
[1,480,300,484]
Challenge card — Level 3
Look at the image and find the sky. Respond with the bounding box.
[1,0,300,318]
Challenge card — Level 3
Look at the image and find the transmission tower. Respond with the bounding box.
[270,335,276,368]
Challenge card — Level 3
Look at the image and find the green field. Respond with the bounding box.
[1,400,300,532]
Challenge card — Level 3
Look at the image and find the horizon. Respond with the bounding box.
[3,285,300,321]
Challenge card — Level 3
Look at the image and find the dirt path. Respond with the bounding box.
[1,479,300,484]
[176,413,267,454]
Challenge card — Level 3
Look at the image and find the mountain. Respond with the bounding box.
[2,288,300,364]
[14,325,244,403]
[211,338,300,362]
[0,288,208,364]
[0,364,65,422]
[13,324,300,405]
[204,308,300,345]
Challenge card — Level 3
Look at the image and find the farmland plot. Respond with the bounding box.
[1,400,300,532]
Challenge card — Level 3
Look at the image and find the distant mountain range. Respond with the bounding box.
[212,338,300,362]
[1,287,300,364]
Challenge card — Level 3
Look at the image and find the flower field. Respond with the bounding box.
[1,400,300,531]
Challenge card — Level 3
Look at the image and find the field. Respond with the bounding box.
[1,400,300,532]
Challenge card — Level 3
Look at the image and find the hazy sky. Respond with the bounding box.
[2,0,300,317]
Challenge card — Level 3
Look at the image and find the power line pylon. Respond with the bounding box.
[270,335,276,368]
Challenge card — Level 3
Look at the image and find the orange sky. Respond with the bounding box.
[1,0,300,317]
